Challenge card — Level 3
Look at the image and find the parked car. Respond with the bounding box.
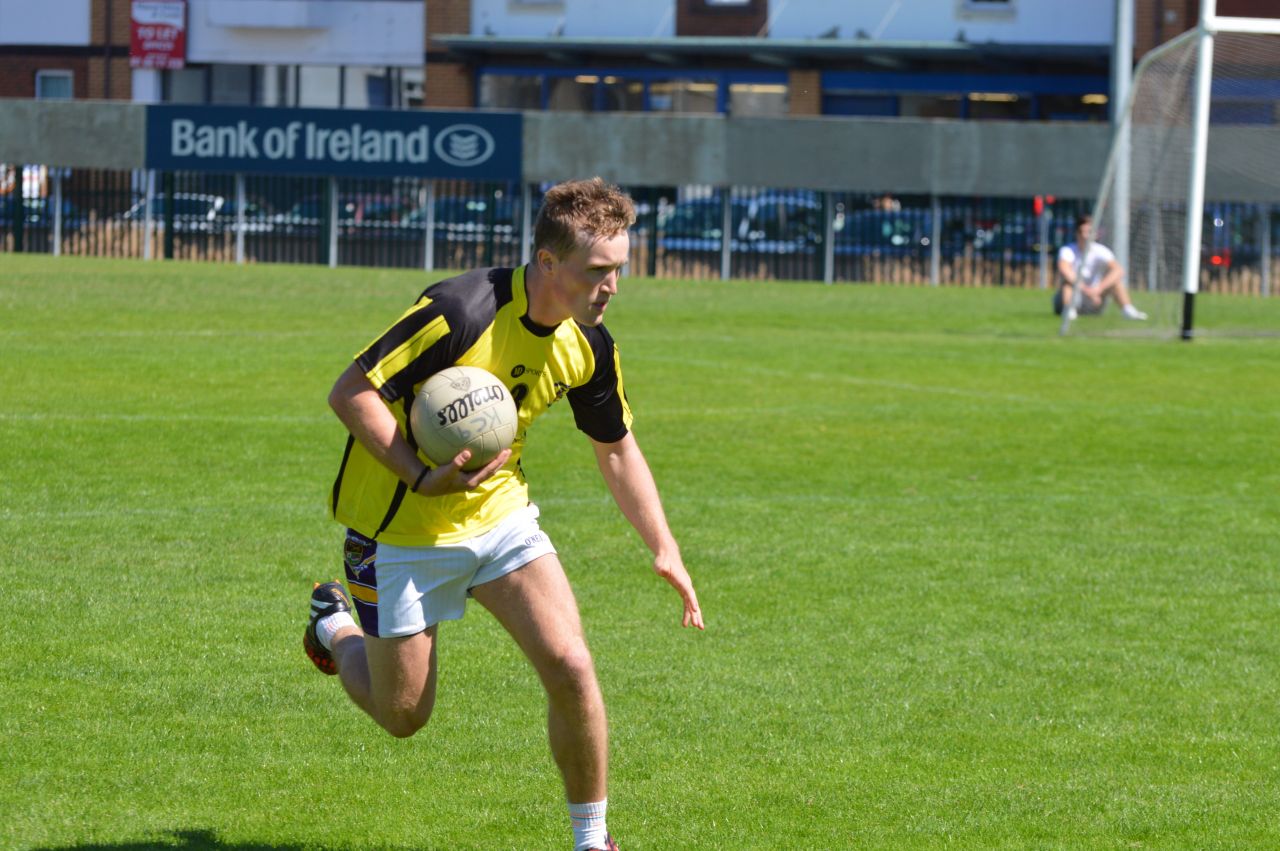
[215,198,275,234]
[0,196,86,233]
[659,192,822,254]
[271,196,325,234]
[1198,204,1279,271]
[834,208,936,257]
[400,194,520,242]
[271,193,416,235]
[120,193,225,233]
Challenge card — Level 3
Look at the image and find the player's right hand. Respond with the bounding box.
[420,449,511,495]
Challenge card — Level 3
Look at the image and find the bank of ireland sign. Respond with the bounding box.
[145,106,522,180]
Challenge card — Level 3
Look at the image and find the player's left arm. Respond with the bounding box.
[1099,257,1126,291]
[591,432,705,630]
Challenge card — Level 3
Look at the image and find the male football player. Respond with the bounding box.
[304,177,704,851]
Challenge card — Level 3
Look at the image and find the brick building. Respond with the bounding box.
[0,0,1275,118]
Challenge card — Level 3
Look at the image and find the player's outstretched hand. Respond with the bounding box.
[653,550,705,630]
[420,449,511,496]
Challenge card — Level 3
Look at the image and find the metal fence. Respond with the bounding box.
[2,164,1275,294]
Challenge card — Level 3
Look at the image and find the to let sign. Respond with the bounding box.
[131,0,187,70]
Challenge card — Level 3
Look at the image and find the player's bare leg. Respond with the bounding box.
[331,627,439,739]
[471,553,612,848]
[1100,279,1148,319]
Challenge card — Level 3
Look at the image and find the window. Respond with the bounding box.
[35,70,73,100]
[600,78,645,112]
[480,74,544,110]
[165,67,208,104]
[729,83,787,117]
[211,65,253,105]
[650,80,719,113]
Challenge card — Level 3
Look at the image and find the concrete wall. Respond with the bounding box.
[522,113,1112,197]
[5,98,1277,204]
[0,99,145,169]
[0,98,1113,195]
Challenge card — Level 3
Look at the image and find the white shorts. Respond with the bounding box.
[341,503,557,638]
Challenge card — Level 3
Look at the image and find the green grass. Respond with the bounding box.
[2,254,1278,850]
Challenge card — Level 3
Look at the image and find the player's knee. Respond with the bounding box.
[378,704,433,739]
[543,644,598,702]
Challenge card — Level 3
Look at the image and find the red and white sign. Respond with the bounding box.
[130,0,187,70]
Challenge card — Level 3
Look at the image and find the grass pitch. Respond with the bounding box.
[2,254,1278,850]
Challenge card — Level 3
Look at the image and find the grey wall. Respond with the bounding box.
[524,113,1112,197]
[0,100,146,170]
[0,98,1115,196]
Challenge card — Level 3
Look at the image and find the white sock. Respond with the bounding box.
[315,611,356,650]
[569,799,607,851]
[1124,304,1143,318]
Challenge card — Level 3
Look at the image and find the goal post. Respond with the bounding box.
[1064,2,1280,338]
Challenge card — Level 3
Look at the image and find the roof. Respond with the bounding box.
[429,34,1110,74]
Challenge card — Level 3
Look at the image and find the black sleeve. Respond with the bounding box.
[568,323,631,443]
[354,269,504,403]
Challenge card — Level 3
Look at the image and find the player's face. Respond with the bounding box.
[549,232,630,327]
[1077,223,1093,243]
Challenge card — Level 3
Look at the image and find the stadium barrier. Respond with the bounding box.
[4,164,1278,293]
[0,100,1275,292]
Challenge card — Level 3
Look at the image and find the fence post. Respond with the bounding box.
[162,171,175,260]
[646,188,658,278]
[930,194,942,286]
[822,191,834,285]
[483,184,497,268]
[719,189,731,280]
[12,170,24,254]
[424,180,436,273]
[520,182,532,266]
[52,169,63,257]
[234,173,245,264]
[327,176,338,269]
[1261,206,1272,297]
[1038,206,1051,289]
[1147,209,1157,292]
[143,169,155,261]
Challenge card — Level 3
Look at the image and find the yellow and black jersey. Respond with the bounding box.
[330,265,633,546]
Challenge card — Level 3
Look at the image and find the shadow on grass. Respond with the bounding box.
[29,829,311,851]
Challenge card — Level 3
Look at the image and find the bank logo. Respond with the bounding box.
[434,124,496,167]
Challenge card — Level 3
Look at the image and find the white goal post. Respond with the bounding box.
[1182,4,1280,338]
[1064,0,1280,338]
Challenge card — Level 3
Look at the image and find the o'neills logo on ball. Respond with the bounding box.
[436,384,506,426]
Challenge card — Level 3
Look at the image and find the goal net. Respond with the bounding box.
[1064,20,1280,338]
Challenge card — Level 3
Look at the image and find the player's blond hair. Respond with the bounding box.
[534,177,636,259]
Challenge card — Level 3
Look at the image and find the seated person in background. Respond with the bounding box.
[1054,214,1148,321]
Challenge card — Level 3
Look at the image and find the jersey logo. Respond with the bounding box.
[510,383,529,408]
